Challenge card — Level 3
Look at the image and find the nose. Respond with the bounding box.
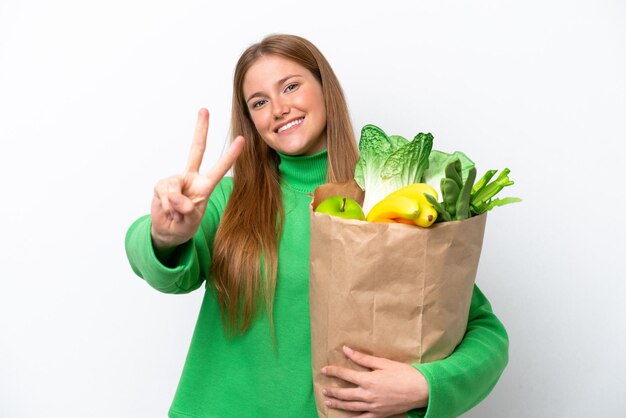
[272,98,290,119]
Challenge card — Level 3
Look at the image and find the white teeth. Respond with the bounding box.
[277,118,303,133]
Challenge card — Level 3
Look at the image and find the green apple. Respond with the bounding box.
[315,196,365,220]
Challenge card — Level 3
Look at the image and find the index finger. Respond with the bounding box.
[185,108,209,173]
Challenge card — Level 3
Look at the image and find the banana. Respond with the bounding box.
[393,217,418,225]
[386,183,439,227]
[414,203,438,227]
[366,195,421,223]
[387,183,439,201]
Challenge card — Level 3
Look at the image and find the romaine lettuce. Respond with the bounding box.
[422,150,475,199]
[354,124,433,214]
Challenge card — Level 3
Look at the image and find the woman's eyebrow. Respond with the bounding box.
[277,74,301,85]
[246,74,302,103]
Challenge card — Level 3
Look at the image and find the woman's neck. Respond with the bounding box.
[277,149,328,193]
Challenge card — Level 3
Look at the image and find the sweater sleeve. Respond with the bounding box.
[124,177,233,294]
[407,285,509,418]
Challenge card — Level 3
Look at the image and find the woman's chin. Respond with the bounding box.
[275,142,308,156]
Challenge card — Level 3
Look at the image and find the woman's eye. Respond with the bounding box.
[253,99,267,109]
[284,83,299,93]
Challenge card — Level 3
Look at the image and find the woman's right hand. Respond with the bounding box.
[150,108,245,251]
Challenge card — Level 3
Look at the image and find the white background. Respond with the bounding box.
[1,1,624,417]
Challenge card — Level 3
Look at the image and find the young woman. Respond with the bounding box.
[125,34,508,418]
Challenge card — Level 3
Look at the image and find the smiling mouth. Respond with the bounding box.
[276,117,304,133]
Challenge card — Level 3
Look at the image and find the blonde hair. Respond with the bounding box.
[211,34,359,334]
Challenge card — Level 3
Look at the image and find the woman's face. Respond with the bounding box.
[242,55,327,156]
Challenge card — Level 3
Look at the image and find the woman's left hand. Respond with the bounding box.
[321,345,429,418]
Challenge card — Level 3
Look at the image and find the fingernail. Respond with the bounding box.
[321,367,327,374]
[325,400,331,407]
[170,195,180,205]
[343,345,353,356]
[322,389,327,395]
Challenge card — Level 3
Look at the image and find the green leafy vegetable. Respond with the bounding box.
[354,125,401,193]
[481,197,523,212]
[353,123,521,222]
[432,158,477,221]
[470,168,521,215]
[389,135,409,149]
[422,150,475,199]
[381,132,433,190]
[441,178,460,218]
[429,159,521,222]
[471,169,497,195]
[355,124,433,214]
[455,167,476,220]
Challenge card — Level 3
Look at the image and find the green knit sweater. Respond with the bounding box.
[125,149,508,418]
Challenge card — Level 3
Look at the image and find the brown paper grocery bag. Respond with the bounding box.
[309,180,487,418]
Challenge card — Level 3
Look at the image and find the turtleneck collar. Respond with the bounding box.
[277,148,328,194]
